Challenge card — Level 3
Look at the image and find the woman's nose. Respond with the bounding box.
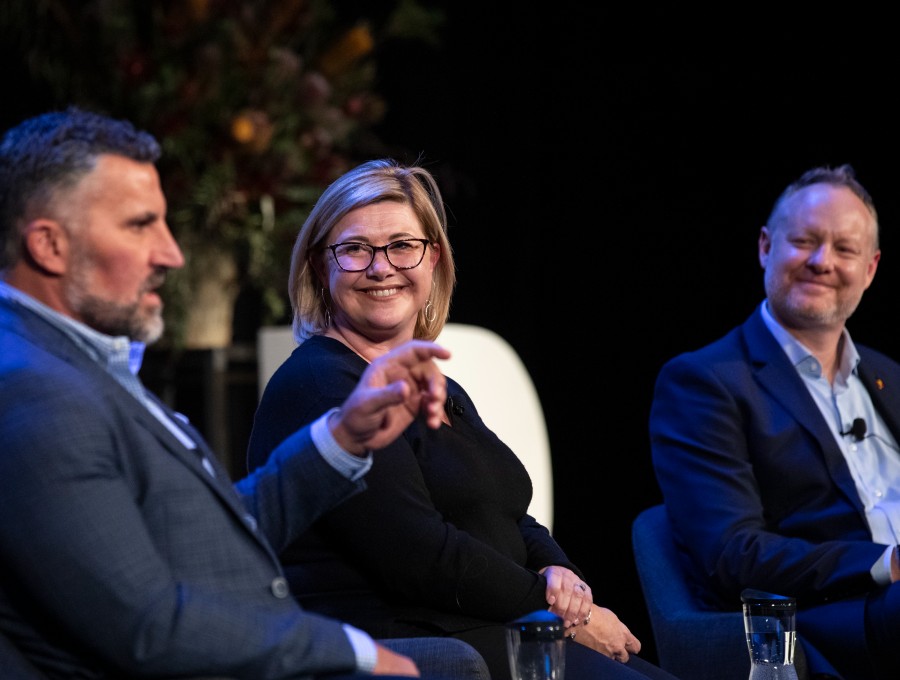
[367,247,392,272]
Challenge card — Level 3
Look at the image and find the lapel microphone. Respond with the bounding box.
[840,418,868,442]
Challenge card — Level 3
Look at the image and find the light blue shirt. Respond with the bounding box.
[761,300,900,582]
[0,281,376,669]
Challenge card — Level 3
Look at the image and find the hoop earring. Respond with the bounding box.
[320,287,332,329]
[423,279,437,326]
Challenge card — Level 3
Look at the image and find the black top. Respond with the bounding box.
[247,335,580,636]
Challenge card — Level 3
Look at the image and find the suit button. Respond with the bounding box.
[271,577,290,599]
[244,514,258,531]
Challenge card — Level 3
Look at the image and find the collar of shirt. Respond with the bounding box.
[760,299,860,387]
[0,281,197,451]
[761,299,900,547]
[0,281,146,400]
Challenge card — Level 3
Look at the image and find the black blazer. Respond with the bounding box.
[247,335,580,636]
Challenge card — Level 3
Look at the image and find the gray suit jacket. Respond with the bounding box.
[0,296,367,679]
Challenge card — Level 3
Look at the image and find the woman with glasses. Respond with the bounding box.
[246,159,680,680]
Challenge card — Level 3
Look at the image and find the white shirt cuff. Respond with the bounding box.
[343,623,377,672]
[310,408,373,481]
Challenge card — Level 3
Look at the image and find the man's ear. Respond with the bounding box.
[758,226,771,269]
[23,219,68,275]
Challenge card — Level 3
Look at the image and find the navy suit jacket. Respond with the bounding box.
[0,296,367,679]
[649,304,900,614]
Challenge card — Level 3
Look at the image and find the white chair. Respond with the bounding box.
[256,323,554,530]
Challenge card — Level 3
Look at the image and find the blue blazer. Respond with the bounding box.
[0,297,367,679]
[649,304,900,611]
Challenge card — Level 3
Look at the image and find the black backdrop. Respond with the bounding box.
[4,3,900,666]
[366,5,900,663]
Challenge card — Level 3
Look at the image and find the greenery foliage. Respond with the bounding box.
[4,0,443,345]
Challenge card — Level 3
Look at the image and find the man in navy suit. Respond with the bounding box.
[0,107,489,679]
[650,164,900,680]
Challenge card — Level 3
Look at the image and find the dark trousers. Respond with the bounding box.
[798,583,900,680]
[451,624,683,680]
[324,636,491,680]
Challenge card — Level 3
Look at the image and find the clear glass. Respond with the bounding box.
[742,589,799,680]
[505,611,566,680]
[327,238,430,271]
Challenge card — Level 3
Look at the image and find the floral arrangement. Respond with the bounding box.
[9,0,443,346]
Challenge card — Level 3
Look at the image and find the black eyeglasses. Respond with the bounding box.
[326,238,431,272]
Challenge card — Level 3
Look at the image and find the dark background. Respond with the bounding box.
[370,5,900,663]
[365,5,900,663]
[5,3,900,666]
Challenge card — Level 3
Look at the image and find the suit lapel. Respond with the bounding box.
[2,298,277,557]
[743,309,864,514]
[135,393,251,516]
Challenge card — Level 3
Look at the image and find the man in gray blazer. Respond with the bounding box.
[0,107,489,680]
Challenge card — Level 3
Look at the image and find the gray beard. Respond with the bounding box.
[70,291,164,344]
[64,265,164,343]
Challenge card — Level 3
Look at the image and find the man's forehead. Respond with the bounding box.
[782,184,871,224]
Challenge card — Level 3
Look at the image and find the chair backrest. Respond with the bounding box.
[631,504,749,680]
[634,505,847,680]
[257,323,554,530]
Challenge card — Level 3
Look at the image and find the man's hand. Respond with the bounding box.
[330,340,451,454]
[372,641,420,676]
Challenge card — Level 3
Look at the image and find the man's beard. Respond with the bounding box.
[71,292,165,344]
[65,265,166,344]
[765,272,861,329]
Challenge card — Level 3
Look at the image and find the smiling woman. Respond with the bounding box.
[245,158,680,680]
[312,201,440,353]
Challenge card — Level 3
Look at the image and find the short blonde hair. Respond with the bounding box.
[288,158,456,341]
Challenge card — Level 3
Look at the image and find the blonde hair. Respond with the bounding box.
[289,158,456,341]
